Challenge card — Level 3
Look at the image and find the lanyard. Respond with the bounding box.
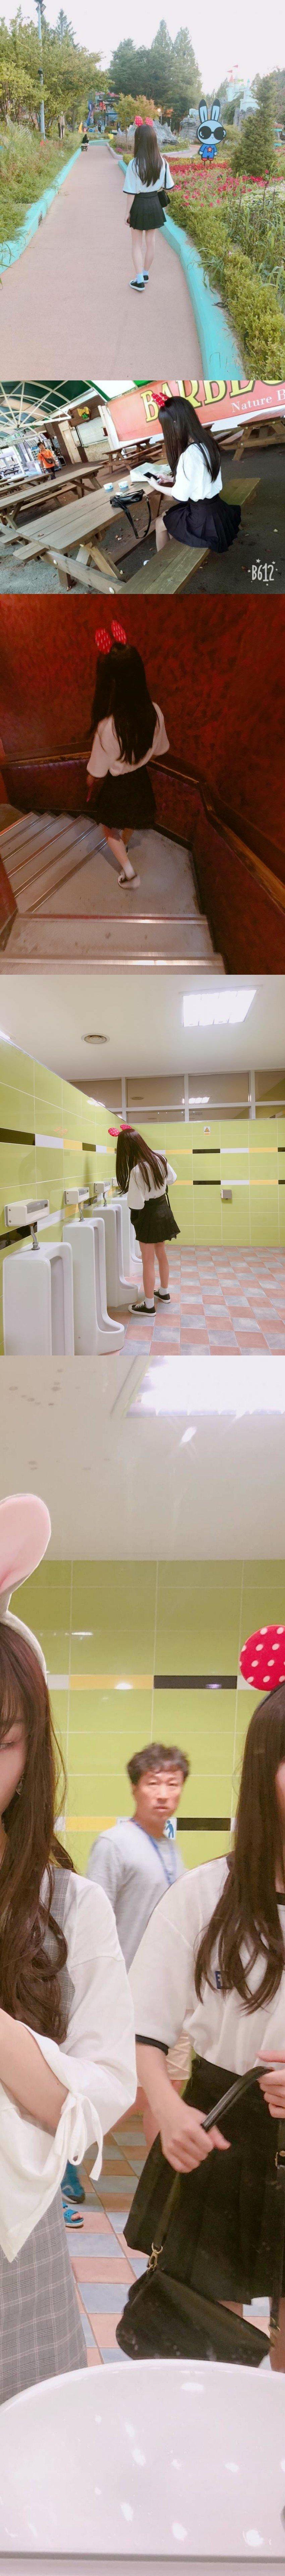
[132,1820,177,1890]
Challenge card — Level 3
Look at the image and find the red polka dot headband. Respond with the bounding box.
[240,1626,285,1690]
[95,621,127,654]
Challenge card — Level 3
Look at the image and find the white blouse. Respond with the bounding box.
[128,1158,176,1211]
[0,1875,136,2262]
[173,442,222,506]
[87,703,169,781]
[129,1856,285,2078]
[123,159,173,197]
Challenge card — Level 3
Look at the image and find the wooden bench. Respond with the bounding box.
[127,479,259,594]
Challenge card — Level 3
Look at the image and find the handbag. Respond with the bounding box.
[117,2065,285,2367]
[158,159,169,208]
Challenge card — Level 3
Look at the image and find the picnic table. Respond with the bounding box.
[0,440,259,595]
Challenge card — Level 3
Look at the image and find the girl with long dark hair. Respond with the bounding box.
[116,1127,179,1317]
[117,1672,285,2369]
[123,121,174,292]
[0,1493,135,2402]
[87,625,169,887]
[155,395,241,557]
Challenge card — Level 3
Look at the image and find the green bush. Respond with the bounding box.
[0,127,78,247]
[171,184,285,371]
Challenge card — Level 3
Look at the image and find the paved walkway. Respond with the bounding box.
[0,143,201,376]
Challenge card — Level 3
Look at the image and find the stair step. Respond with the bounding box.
[6,913,225,966]
[0,813,102,907]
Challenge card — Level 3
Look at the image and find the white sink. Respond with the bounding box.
[2,1243,74,1356]
[0,2358,285,2564]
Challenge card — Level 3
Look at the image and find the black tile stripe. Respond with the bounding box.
[154,1674,237,1690]
[0,1125,35,1145]
[0,1223,32,1249]
[178,1816,231,1831]
[192,1180,222,1188]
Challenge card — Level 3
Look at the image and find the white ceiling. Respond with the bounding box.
[1,1359,285,1560]
[0,975,285,1081]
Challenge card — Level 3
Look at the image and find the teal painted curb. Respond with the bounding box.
[0,145,81,274]
[117,152,242,374]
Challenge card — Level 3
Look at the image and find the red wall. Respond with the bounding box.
[0,599,284,857]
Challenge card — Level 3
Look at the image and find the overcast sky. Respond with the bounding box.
[5,0,284,88]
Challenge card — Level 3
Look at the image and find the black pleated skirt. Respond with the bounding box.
[125,2056,283,2305]
[128,192,166,230]
[131,1190,180,1245]
[89,768,156,827]
[164,495,241,554]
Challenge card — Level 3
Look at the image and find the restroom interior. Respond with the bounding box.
[1,1346,285,2398]
[1,974,285,1354]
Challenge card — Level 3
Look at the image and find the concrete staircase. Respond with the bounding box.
[0,813,225,968]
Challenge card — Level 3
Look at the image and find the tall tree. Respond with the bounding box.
[56,10,75,40]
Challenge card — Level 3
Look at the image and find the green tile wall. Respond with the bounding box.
[141,1119,285,1250]
[0,1037,111,1353]
[11,1556,285,1882]
[1,1035,285,1350]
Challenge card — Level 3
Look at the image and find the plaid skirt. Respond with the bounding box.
[0,2187,87,2404]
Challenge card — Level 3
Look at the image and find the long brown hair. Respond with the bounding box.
[134,123,162,184]
[91,643,156,770]
[158,396,221,486]
[116,1129,167,1195]
[195,1687,285,2015]
[0,1624,74,2040]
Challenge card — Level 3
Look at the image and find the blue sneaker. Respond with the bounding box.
[61,2159,85,2204]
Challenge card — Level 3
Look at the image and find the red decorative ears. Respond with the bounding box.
[95,621,127,653]
[108,1124,133,1136]
[240,1626,285,1689]
[135,115,153,127]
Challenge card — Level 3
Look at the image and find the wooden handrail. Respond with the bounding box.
[1,752,284,926]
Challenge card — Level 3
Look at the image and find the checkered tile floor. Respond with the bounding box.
[120,1249,285,1355]
[68,2118,147,2366]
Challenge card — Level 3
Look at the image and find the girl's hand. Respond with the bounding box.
[258,2054,285,2115]
[160,2094,230,2175]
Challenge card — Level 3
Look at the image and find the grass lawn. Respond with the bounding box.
[0,125,79,246]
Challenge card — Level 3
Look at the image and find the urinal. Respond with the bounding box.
[99,1201,139,1308]
[64,1217,124,1354]
[120,1199,143,1281]
[2,1243,74,1357]
[0,2358,284,2566]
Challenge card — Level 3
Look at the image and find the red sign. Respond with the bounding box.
[104,380,285,443]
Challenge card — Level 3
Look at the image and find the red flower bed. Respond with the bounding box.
[171,156,283,198]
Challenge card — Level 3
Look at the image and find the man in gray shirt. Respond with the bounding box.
[87,1739,189,1968]
[63,1742,189,2212]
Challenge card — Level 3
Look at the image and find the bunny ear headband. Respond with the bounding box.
[240,1627,285,1690]
[0,1494,51,1681]
[95,620,127,656]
